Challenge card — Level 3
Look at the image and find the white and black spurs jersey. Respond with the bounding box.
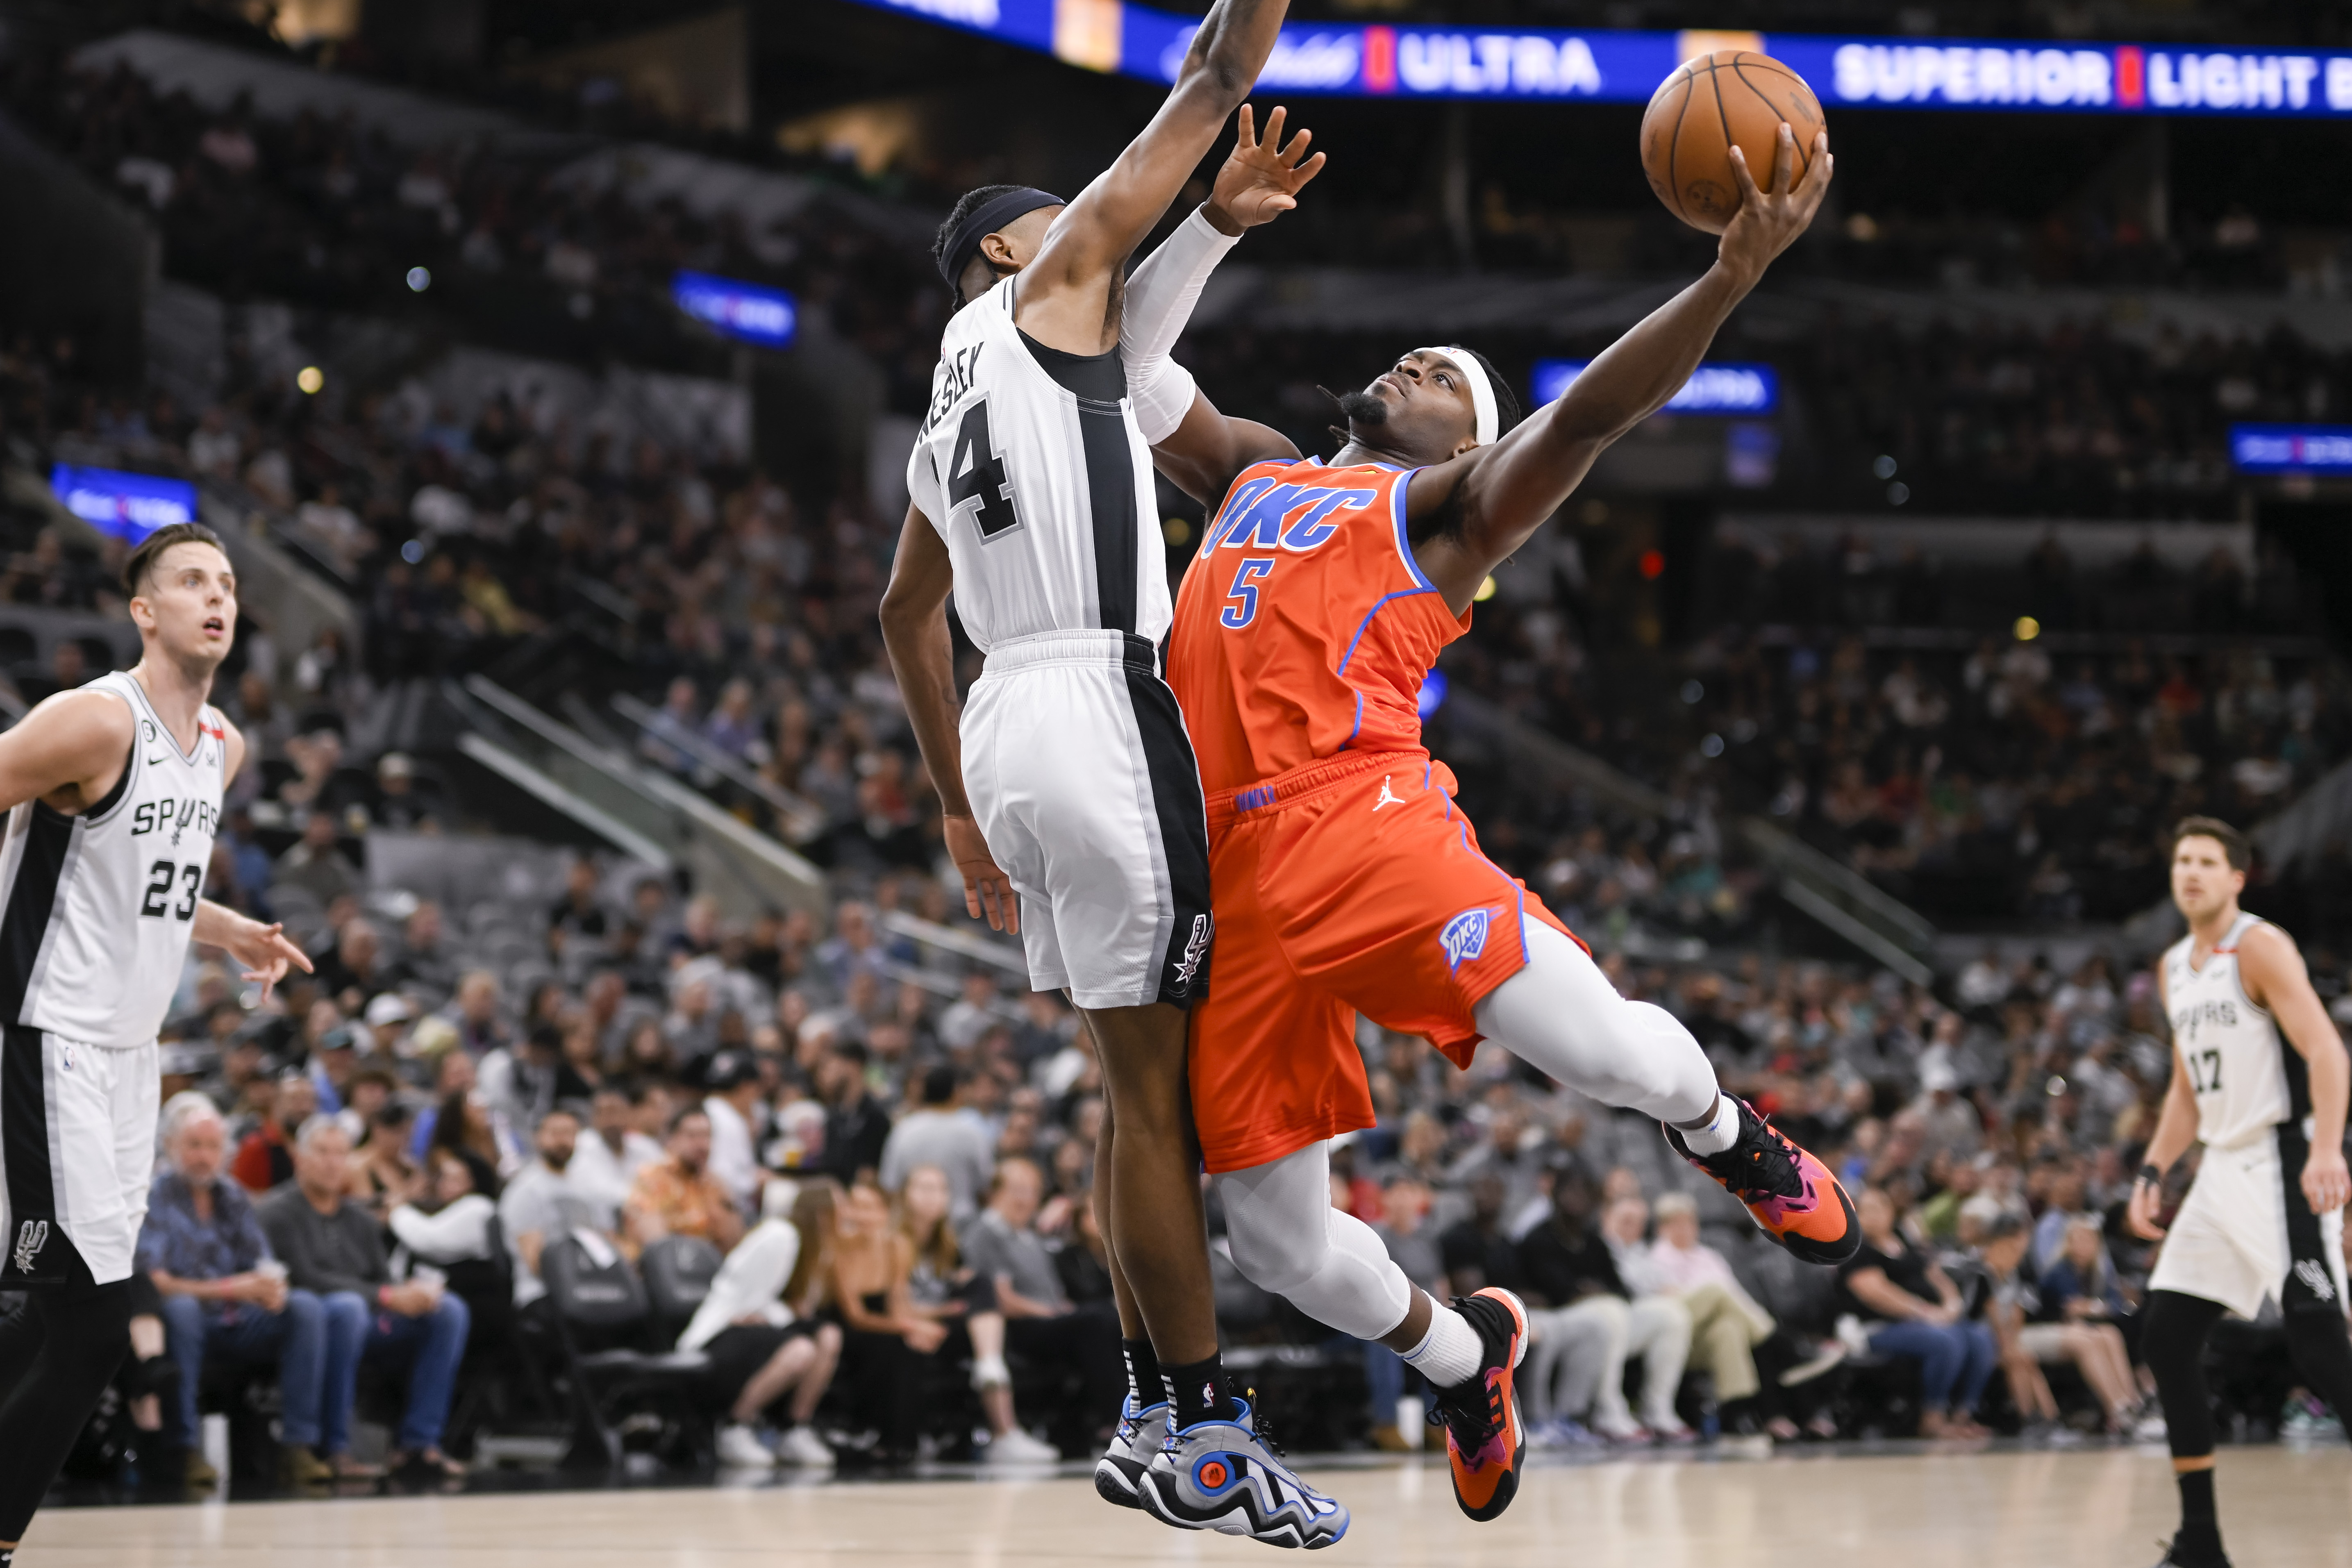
[2162,911,2301,1152]
[907,274,1169,650]
[0,671,226,1050]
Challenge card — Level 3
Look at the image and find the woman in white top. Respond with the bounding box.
[677,1180,842,1469]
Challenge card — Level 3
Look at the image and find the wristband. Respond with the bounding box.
[2137,1163,2161,1188]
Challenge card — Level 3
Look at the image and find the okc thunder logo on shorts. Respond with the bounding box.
[1440,907,1494,971]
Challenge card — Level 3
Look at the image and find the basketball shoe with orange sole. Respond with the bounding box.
[1429,1287,1530,1523]
[1665,1097,1860,1265]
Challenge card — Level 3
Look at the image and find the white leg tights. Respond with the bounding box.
[1214,1141,1415,1342]
[1473,917,1722,1126]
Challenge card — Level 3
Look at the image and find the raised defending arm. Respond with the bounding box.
[1405,125,1831,609]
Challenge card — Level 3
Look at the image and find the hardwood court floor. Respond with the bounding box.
[23,1445,2352,1567]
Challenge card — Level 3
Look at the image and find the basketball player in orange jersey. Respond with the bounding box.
[1114,121,1845,1522]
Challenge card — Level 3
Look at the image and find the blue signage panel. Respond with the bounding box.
[1533,359,1778,415]
[673,270,798,350]
[2230,423,2352,474]
[844,0,2352,119]
[49,464,199,543]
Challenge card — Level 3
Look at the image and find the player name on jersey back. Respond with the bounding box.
[0,671,226,1048]
[906,276,1167,651]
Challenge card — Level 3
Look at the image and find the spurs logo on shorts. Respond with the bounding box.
[1441,909,1493,970]
[12,1220,48,1274]
[1175,915,1213,990]
[2294,1259,2337,1304]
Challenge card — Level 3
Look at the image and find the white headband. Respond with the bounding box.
[1415,346,1498,447]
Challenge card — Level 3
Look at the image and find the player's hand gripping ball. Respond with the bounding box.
[1641,50,1826,235]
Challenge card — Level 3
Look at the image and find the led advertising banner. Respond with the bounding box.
[49,464,200,543]
[673,270,798,350]
[2229,424,2352,474]
[850,0,2352,118]
[1533,360,1779,415]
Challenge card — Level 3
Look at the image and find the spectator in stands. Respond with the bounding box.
[546,858,609,953]
[896,1163,1057,1462]
[259,1117,473,1478]
[961,1157,1123,1440]
[1985,1213,2145,1435]
[388,899,458,1002]
[639,676,702,773]
[347,1099,423,1219]
[1438,1173,1523,1299]
[231,1070,316,1192]
[273,809,358,907]
[569,1083,664,1216]
[1643,1192,1811,1439]
[312,918,385,1016]
[811,1041,890,1186]
[141,1095,341,1488]
[448,968,512,1058]
[499,1107,616,1306]
[427,1087,510,1198]
[623,1105,745,1257]
[680,1179,841,1470]
[1365,1175,1443,1450]
[702,1051,766,1213]
[829,1179,938,1461]
[480,1022,569,1138]
[369,752,441,831]
[879,1066,993,1220]
[1838,1185,1995,1438]
[1518,1165,1691,1442]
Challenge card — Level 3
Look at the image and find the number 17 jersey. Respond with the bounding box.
[906,274,1167,650]
[0,670,225,1049]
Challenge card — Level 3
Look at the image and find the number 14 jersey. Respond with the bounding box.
[906,274,1167,650]
[0,670,225,1049]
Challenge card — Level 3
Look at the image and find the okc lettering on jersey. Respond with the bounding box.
[1206,477,1379,554]
[921,341,985,436]
[1440,907,1493,970]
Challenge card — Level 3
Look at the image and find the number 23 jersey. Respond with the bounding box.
[906,274,1168,649]
[0,671,225,1048]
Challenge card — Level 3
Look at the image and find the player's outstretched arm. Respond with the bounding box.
[0,688,135,816]
[2241,923,2352,1215]
[1132,105,1320,504]
[1405,125,1830,606]
[1018,0,1293,354]
[877,504,1020,934]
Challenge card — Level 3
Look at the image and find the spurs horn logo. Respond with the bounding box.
[1173,914,1212,990]
[2294,1259,2337,1303]
[12,1219,48,1274]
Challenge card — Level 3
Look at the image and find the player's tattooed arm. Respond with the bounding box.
[1404,123,1832,610]
[2241,923,2352,1215]
[878,504,1020,934]
[0,686,136,816]
[1017,0,1293,354]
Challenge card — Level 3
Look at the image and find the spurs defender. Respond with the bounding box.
[0,523,307,1559]
[1112,121,1853,1520]
[876,3,1344,1544]
[2128,816,2352,1568]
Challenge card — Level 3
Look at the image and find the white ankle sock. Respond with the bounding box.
[1677,1092,1743,1156]
[1401,1302,1483,1389]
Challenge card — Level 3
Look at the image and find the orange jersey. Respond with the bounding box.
[1168,458,1468,795]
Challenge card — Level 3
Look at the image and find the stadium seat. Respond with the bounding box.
[539,1236,713,1470]
[637,1236,721,1343]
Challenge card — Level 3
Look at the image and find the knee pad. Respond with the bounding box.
[1224,1200,1329,1297]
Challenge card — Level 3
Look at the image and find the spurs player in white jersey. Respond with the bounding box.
[0,523,307,1558]
[879,1,1348,1545]
[2129,816,2352,1568]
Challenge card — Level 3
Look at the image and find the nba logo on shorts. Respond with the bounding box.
[1440,908,1492,971]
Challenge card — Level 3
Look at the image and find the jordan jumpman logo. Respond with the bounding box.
[1373,775,1403,812]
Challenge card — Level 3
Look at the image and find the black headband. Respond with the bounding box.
[939,186,1065,290]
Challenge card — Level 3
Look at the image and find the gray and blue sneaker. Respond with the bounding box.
[1093,1396,1170,1510]
[1136,1395,1348,1549]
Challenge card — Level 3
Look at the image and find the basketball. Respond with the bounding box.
[1641,50,1826,234]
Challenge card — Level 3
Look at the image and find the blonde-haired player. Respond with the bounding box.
[0,523,308,1561]
[2129,815,2352,1568]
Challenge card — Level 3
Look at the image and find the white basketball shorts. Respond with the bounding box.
[2149,1124,2348,1321]
[961,629,1213,1011]
[0,1026,157,1287]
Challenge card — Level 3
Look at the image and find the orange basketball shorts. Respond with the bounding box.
[1187,749,1580,1174]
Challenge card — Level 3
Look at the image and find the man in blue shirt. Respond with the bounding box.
[139,1094,341,1488]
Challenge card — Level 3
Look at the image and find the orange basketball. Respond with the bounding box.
[1640,50,1825,235]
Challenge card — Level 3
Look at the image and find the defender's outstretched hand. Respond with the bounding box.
[1717,123,1831,284]
[1205,104,1326,235]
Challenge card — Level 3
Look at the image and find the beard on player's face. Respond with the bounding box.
[1336,387,1388,426]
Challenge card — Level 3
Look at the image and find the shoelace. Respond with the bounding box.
[1243,1388,1289,1459]
[1427,1369,1504,1455]
[1711,1118,1805,1203]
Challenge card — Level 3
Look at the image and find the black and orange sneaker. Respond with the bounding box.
[1428,1288,1529,1523]
[1665,1098,1860,1265]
